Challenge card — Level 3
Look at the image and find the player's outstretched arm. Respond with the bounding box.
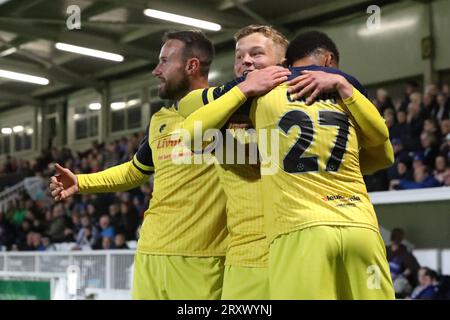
[359,140,394,175]
[49,161,150,201]
[180,66,290,148]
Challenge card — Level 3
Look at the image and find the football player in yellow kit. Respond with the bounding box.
[179,29,395,299]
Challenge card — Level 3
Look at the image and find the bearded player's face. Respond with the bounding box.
[152,39,190,100]
[234,33,283,77]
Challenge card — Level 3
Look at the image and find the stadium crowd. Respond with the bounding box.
[0,132,152,252]
[365,81,450,191]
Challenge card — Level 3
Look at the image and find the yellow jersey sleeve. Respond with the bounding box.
[77,160,149,193]
[359,140,395,175]
[180,86,247,144]
[342,88,389,147]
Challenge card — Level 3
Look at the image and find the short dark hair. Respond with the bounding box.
[162,30,214,77]
[422,267,439,280]
[285,31,340,66]
[390,228,405,243]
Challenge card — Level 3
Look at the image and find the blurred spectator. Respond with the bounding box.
[96,214,115,242]
[42,236,57,251]
[405,101,424,151]
[400,81,419,111]
[94,236,113,250]
[108,203,122,232]
[74,225,96,250]
[433,93,450,122]
[390,165,440,190]
[410,267,440,300]
[30,232,46,251]
[419,131,438,168]
[119,202,140,241]
[0,212,13,250]
[46,203,69,243]
[388,156,413,183]
[114,233,129,249]
[374,88,395,114]
[433,154,450,186]
[386,228,421,298]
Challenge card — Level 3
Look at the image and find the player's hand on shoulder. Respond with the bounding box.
[238,66,291,98]
[49,163,79,201]
[287,70,350,105]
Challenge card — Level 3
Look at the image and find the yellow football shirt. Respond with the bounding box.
[179,89,268,267]
[251,83,380,244]
[78,105,229,257]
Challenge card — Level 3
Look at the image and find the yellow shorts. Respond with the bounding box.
[221,265,269,300]
[269,226,395,300]
[132,252,225,300]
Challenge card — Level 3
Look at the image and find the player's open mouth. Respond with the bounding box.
[242,69,254,76]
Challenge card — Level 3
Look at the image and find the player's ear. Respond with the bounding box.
[186,57,201,75]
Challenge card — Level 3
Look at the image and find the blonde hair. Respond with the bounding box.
[234,25,289,53]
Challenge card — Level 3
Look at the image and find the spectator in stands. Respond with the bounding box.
[434,93,450,122]
[388,156,413,185]
[119,202,139,241]
[374,88,395,114]
[389,109,409,144]
[108,203,122,232]
[46,202,69,243]
[16,219,32,250]
[9,199,26,226]
[391,165,440,190]
[400,81,420,111]
[96,214,115,241]
[74,225,96,250]
[405,101,425,151]
[384,108,396,137]
[440,133,450,160]
[410,267,440,300]
[422,93,438,119]
[0,211,13,250]
[86,203,100,223]
[114,233,129,249]
[94,236,113,250]
[420,131,439,168]
[31,232,46,251]
[42,236,57,251]
[386,228,421,298]
[434,155,450,186]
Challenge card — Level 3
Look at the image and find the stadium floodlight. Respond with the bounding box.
[1,128,12,135]
[13,125,24,133]
[111,102,126,110]
[143,9,221,31]
[88,103,102,111]
[0,69,49,85]
[55,43,124,62]
[127,99,141,107]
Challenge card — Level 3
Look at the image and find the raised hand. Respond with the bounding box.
[238,66,291,98]
[287,70,352,105]
[49,163,79,201]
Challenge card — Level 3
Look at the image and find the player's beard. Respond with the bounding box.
[158,72,190,100]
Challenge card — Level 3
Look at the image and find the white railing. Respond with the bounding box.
[369,186,450,205]
[0,180,25,212]
[0,176,47,212]
[0,250,135,291]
